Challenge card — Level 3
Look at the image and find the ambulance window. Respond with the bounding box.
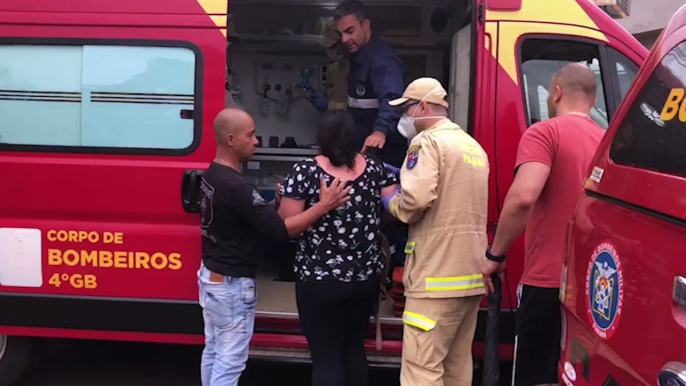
[0,44,199,153]
[519,39,609,129]
[610,40,686,179]
[607,47,639,101]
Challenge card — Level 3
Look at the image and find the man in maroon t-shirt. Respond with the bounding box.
[481,63,605,385]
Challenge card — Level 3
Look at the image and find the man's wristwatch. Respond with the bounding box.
[485,246,506,262]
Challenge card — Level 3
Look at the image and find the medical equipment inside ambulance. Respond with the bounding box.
[225,0,465,318]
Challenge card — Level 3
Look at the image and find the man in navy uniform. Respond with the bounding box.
[334,0,408,274]
[334,0,407,168]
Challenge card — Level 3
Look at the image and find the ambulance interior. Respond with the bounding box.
[226,0,474,319]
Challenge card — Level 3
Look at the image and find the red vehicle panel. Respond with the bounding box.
[0,0,648,383]
[0,10,225,345]
[560,3,686,385]
[0,0,215,15]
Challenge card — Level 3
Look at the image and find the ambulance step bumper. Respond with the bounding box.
[248,347,402,367]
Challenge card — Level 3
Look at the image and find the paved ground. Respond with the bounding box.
[15,339,512,385]
[15,339,402,386]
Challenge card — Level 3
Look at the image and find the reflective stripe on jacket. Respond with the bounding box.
[389,119,490,299]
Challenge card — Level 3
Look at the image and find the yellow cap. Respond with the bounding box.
[317,18,340,48]
[389,77,449,108]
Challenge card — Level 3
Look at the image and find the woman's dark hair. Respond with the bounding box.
[317,110,358,168]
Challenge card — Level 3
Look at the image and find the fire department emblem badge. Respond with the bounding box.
[406,149,419,169]
[585,242,624,340]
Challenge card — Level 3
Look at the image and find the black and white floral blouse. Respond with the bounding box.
[279,155,398,283]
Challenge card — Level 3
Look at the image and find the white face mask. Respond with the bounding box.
[397,115,417,139]
[396,85,447,139]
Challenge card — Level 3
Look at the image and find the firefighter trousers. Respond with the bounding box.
[400,295,482,386]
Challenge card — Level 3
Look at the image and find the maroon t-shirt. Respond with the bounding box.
[515,113,604,288]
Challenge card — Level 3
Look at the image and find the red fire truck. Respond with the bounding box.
[0,0,646,384]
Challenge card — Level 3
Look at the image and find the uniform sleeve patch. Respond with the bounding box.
[406,145,421,154]
[406,149,419,169]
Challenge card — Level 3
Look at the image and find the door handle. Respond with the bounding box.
[658,362,686,386]
[674,276,686,307]
[181,169,204,213]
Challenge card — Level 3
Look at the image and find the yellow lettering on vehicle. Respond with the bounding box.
[168,253,182,270]
[48,249,62,265]
[45,230,172,291]
[47,249,182,271]
[48,273,61,287]
[84,274,97,289]
[136,252,151,269]
[100,251,114,268]
[48,273,98,290]
[81,250,97,266]
[47,229,100,243]
[103,232,124,244]
[660,88,686,121]
[114,251,128,268]
[63,249,79,267]
[45,230,184,275]
[151,252,168,270]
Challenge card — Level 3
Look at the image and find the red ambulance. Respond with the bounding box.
[559,3,686,385]
[0,0,646,384]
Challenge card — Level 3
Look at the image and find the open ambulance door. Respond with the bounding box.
[448,0,474,132]
[449,0,500,226]
[480,0,646,361]
[447,0,514,357]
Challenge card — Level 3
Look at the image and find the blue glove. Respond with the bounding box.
[383,162,401,177]
[381,187,401,213]
[309,93,329,112]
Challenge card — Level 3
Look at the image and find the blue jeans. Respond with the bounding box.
[197,263,257,386]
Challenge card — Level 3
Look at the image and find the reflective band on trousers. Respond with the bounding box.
[402,311,437,331]
[425,274,484,291]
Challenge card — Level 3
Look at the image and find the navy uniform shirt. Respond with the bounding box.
[347,34,407,168]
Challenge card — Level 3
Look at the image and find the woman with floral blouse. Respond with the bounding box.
[277,110,399,386]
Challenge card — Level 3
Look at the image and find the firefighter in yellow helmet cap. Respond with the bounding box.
[300,18,349,111]
[380,77,490,386]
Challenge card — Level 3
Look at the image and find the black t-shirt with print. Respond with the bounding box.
[200,162,289,278]
[279,155,398,283]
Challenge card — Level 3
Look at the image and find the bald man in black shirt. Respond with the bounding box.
[197,108,351,386]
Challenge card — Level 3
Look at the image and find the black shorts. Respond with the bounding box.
[512,285,562,386]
